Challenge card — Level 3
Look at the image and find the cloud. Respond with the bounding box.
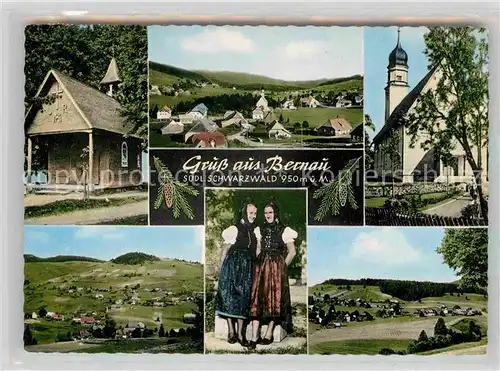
[180,28,256,54]
[74,227,124,241]
[350,228,420,265]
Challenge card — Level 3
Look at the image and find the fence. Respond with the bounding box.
[365,208,487,227]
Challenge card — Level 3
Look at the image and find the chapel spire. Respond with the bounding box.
[100,57,121,98]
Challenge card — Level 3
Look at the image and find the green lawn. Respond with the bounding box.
[24,197,147,219]
[365,197,388,208]
[149,86,240,108]
[26,320,82,344]
[276,107,363,128]
[207,344,307,355]
[309,285,395,302]
[310,339,411,355]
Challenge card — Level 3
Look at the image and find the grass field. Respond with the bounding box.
[24,258,204,346]
[96,214,148,225]
[309,285,394,302]
[311,339,411,355]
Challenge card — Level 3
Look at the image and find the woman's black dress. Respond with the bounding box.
[250,224,297,332]
[215,222,257,319]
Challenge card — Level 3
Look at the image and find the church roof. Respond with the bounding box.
[100,58,121,85]
[388,29,408,68]
[373,64,440,145]
[26,69,138,137]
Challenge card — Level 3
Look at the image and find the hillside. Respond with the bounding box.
[24,256,204,345]
[149,61,362,91]
[110,252,160,265]
[24,254,103,263]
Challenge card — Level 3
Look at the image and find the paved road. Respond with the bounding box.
[25,200,148,225]
[422,194,473,217]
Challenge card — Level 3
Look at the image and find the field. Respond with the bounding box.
[308,283,488,356]
[24,257,204,352]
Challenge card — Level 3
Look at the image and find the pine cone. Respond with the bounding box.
[164,182,173,208]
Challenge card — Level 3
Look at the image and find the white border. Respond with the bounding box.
[2,1,499,370]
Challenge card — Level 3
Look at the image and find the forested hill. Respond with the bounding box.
[24,254,103,263]
[110,252,161,265]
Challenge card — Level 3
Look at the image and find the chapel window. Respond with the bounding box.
[121,142,128,168]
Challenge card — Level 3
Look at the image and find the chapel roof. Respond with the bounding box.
[100,58,121,85]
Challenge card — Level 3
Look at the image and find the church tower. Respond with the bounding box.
[100,57,121,98]
[384,28,409,122]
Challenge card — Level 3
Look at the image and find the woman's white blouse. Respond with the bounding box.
[254,226,298,244]
[221,225,238,245]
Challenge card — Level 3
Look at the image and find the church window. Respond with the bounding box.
[121,142,128,168]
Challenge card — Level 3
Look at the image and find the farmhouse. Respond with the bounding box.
[220,111,248,128]
[263,111,278,126]
[335,98,352,108]
[161,119,184,135]
[157,105,172,120]
[300,95,320,108]
[190,103,208,119]
[25,58,143,190]
[372,29,488,185]
[178,114,194,125]
[185,117,219,143]
[317,117,353,136]
[150,85,161,95]
[281,100,296,110]
[268,123,292,139]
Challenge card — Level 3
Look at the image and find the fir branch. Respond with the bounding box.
[313,156,361,222]
[154,185,164,210]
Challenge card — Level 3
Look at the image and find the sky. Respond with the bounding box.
[364,26,429,137]
[24,226,204,263]
[148,26,363,81]
[307,227,458,286]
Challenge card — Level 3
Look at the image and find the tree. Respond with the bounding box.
[323,294,331,302]
[434,317,448,336]
[103,316,117,338]
[159,324,165,337]
[302,121,310,129]
[346,284,351,291]
[418,330,429,342]
[379,129,401,195]
[24,325,37,346]
[406,27,489,221]
[437,228,487,288]
[38,307,47,318]
[24,25,148,147]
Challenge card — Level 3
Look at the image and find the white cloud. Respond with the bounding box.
[350,228,420,265]
[74,227,124,241]
[180,28,256,54]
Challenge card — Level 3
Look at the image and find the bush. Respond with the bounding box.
[434,318,448,336]
[379,348,395,355]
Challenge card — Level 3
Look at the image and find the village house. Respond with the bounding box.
[178,113,194,125]
[81,316,96,325]
[269,122,292,139]
[161,119,184,135]
[149,85,161,95]
[24,58,143,190]
[317,117,353,136]
[335,97,352,108]
[185,117,220,143]
[263,111,278,127]
[220,111,248,128]
[355,95,363,105]
[300,95,320,108]
[281,100,296,110]
[95,294,104,299]
[31,312,38,319]
[373,29,488,185]
[157,105,172,120]
[190,103,208,119]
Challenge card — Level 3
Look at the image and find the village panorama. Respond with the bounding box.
[149,62,364,149]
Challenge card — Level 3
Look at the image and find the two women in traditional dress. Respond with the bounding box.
[215,199,297,349]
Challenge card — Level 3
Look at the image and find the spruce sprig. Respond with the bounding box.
[153,156,199,220]
[313,156,361,222]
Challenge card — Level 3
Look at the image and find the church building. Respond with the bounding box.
[25,58,143,190]
[373,29,488,187]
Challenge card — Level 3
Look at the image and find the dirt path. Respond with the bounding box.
[310,317,465,345]
[24,200,148,225]
[24,191,148,207]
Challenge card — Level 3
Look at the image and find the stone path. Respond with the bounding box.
[205,332,306,353]
[24,200,148,225]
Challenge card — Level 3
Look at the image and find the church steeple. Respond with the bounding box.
[100,57,121,98]
[384,27,409,122]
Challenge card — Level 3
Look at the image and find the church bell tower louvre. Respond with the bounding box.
[100,57,121,98]
[384,28,409,122]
